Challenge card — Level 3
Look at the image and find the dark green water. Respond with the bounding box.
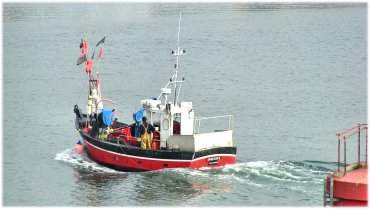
[3,3,367,206]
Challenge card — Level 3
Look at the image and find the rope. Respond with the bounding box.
[76,74,89,105]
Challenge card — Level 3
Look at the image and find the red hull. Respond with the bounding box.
[83,138,236,171]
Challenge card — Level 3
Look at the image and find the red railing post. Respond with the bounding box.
[358,124,361,165]
[344,136,347,173]
[366,127,368,166]
[336,124,367,173]
[337,133,340,172]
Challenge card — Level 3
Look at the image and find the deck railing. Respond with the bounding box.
[194,115,234,134]
[336,123,367,172]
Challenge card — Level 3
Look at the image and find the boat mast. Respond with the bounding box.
[157,13,186,106]
[172,12,185,106]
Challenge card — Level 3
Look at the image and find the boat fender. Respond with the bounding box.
[74,140,84,153]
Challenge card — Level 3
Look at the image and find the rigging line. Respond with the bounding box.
[96,58,103,98]
[96,72,102,98]
[94,37,106,98]
[158,73,176,99]
[76,76,89,105]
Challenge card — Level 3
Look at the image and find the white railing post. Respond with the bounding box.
[198,120,201,133]
[228,115,231,130]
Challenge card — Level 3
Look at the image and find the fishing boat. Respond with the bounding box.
[323,123,368,206]
[73,15,237,172]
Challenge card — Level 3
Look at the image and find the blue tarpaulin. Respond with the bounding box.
[135,108,144,122]
[102,109,115,127]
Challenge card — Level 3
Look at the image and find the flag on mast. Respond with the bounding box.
[81,38,88,56]
[77,38,88,65]
[98,47,103,58]
[91,36,105,60]
[96,36,106,47]
[85,60,93,74]
[77,55,87,65]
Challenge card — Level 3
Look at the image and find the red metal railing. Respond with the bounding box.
[336,123,368,172]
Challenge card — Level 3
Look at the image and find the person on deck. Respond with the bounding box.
[139,116,155,149]
[130,113,140,137]
[129,113,142,147]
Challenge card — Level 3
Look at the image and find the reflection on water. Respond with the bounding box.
[134,169,235,206]
[135,171,203,205]
[73,169,129,206]
[72,166,235,206]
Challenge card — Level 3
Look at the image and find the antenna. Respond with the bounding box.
[177,12,182,52]
[157,13,186,106]
[172,12,186,106]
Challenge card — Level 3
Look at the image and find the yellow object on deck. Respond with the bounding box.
[140,125,152,149]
